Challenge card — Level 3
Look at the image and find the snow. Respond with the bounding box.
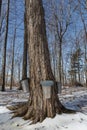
[0,86,87,130]
[0,106,10,114]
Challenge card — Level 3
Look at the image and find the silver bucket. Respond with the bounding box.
[21,79,29,93]
[56,82,62,94]
[0,86,2,91]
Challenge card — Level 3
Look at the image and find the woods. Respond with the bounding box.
[0,0,87,125]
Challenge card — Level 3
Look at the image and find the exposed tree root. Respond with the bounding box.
[31,116,40,124]
[23,105,33,120]
[7,105,20,111]
[11,105,28,118]
[39,111,45,122]
[7,102,27,111]
[29,110,45,125]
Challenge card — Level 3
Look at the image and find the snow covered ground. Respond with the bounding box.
[0,86,87,130]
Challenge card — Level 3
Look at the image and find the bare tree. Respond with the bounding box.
[0,0,6,36]
[2,0,10,91]
[10,27,16,90]
[78,0,87,86]
[8,0,75,124]
[0,0,2,16]
[46,0,76,84]
[22,2,28,80]
[69,46,83,86]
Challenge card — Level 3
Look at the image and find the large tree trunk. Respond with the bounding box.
[26,0,62,120]
[7,0,75,123]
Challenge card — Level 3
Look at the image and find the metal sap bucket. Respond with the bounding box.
[40,80,54,99]
[56,82,62,94]
[0,86,2,91]
[21,78,29,93]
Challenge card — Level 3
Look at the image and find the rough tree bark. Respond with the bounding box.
[7,0,75,124]
[79,0,87,86]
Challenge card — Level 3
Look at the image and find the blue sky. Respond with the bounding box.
[0,0,87,81]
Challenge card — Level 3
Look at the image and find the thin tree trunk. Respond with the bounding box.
[19,1,28,90]
[22,6,27,80]
[64,66,67,85]
[78,60,80,83]
[59,39,62,83]
[6,71,8,86]
[0,0,2,16]
[2,0,10,91]
[10,28,16,90]
[85,38,87,86]
[61,56,64,85]
[18,63,20,82]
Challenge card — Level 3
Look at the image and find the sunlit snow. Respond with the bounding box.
[0,86,87,130]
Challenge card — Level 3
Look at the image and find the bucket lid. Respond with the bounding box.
[40,80,54,87]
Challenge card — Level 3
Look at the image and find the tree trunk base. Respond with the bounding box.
[7,101,76,124]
